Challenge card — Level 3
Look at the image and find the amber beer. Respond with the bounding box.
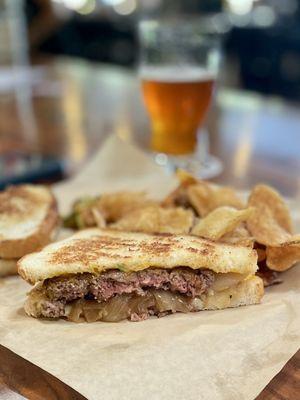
[141,67,215,155]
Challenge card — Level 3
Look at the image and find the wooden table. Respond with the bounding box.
[0,58,299,399]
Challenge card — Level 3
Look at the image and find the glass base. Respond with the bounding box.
[148,127,223,179]
[153,152,223,179]
[147,128,223,179]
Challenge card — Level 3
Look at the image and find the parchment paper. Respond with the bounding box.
[0,135,299,400]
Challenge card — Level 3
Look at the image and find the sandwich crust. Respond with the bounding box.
[0,185,59,259]
[197,275,264,310]
[18,228,258,284]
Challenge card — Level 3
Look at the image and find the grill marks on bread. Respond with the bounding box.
[50,234,215,265]
[18,229,258,284]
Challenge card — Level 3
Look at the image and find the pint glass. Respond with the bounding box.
[139,18,222,176]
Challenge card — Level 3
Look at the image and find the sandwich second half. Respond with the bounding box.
[18,228,264,322]
[0,184,59,277]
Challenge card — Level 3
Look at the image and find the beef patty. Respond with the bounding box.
[45,268,214,302]
[34,268,214,320]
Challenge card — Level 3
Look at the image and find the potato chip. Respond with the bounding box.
[247,184,293,246]
[110,206,194,234]
[191,206,254,241]
[98,191,157,222]
[161,184,190,208]
[187,183,245,217]
[75,205,107,229]
[247,185,300,270]
[161,170,197,208]
[266,236,300,271]
[256,264,282,287]
[214,187,245,210]
[256,247,266,263]
[91,207,106,228]
[249,184,293,232]
[186,183,212,216]
[64,197,103,229]
[65,192,157,229]
[163,170,244,216]
[176,169,198,185]
[221,224,254,247]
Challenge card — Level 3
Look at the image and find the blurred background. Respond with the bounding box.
[22,0,300,97]
[0,0,300,193]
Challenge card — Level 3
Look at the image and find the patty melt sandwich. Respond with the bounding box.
[0,185,59,277]
[18,228,264,322]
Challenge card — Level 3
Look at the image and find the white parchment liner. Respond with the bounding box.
[0,136,299,400]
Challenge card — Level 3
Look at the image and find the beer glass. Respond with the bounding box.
[138,18,222,177]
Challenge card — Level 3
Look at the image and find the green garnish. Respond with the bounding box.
[115,264,127,272]
[63,196,101,229]
[63,212,78,229]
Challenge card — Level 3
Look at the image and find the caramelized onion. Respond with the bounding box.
[211,273,248,292]
[82,301,105,323]
[128,292,155,315]
[68,299,84,322]
[101,295,131,322]
[152,290,192,313]
[67,290,194,323]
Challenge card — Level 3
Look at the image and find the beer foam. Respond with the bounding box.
[139,65,216,82]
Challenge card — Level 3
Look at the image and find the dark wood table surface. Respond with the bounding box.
[0,58,299,399]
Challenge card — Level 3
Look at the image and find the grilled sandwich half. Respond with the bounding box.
[18,228,264,322]
[0,185,59,277]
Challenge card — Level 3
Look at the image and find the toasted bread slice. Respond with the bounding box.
[18,228,258,284]
[194,275,263,310]
[0,185,59,259]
